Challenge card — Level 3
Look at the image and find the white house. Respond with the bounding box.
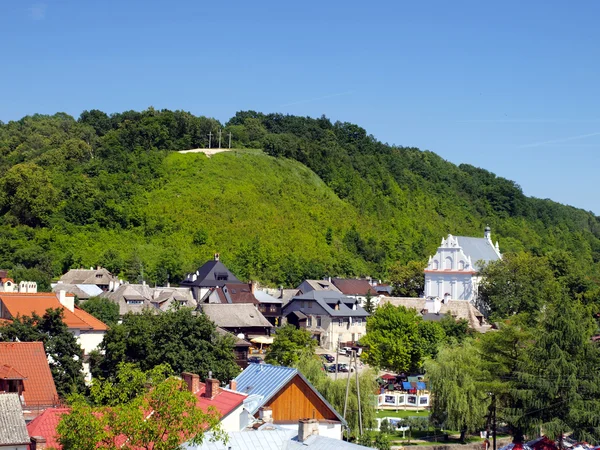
[424,226,501,302]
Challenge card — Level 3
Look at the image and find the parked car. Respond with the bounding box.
[327,364,337,373]
[248,356,264,364]
[322,354,335,363]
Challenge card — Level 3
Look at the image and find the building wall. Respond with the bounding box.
[78,330,105,356]
[424,272,475,301]
[277,422,343,440]
[220,404,248,432]
[265,375,339,422]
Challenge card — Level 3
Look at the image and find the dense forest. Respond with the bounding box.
[0,108,599,288]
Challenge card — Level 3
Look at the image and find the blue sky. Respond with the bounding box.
[2,0,600,214]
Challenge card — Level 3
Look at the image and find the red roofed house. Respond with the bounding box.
[0,342,59,420]
[27,407,69,449]
[0,292,108,379]
[182,372,250,432]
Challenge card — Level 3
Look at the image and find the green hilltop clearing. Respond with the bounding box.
[0,108,599,288]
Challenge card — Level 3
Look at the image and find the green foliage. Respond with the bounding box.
[0,308,85,397]
[80,297,119,327]
[360,303,444,373]
[389,260,426,297]
[95,308,239,383]
[1,109,600,289]
[363,291,375,314]
[265,324,317,366]
[57,364,222,450]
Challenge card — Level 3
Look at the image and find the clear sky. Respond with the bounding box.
[2,1,599,214]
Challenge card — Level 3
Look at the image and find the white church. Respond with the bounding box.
[424,226,501,302]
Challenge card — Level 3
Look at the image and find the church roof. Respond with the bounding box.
[181,256,241,288]
[455,236,500,267]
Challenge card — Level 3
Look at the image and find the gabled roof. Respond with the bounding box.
[99,284,160,315]
[52,283,104,300]
[0,364,27,380]
[231,363,345,424]
[285,291,369,318]
[455,236,501,267]
[58,267,117,285]
[201,304,272,329]
[0,342,59,408]
[181,258,241,288]
[221,283,259,304]
[331,278,376,296]
[26,407,70,449]
[0,393,30,446]
[0,293,108,331]
[299,280,342,293]
[253,290,283,305]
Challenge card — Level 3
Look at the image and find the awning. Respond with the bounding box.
[250,336,274,345]
[380,373,397,381]
[417,381,426,390]
[402,381,412,390]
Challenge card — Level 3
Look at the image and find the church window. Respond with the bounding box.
[445,257,453,270]
[433,260,439,270]
[458,260,465,270]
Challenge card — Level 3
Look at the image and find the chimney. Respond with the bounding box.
[259,406,273,423]
[230,379,237,391]
[205,378,220,399]
[58,290,74,312]
[443,293,451,304]
[249,281,254,294]
[181,372,201,394]
[30,436,47,450]
[298,418,319,442]
[214,253,220,261]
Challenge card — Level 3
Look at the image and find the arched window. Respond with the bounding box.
[458,260,465,270]
[433,260,439,270]
[445,257,453,270]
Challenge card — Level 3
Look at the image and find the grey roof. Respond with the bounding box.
[455,236,500,268]
[0,393,30,445]
[254,290,283,304]
[231,363,345,424]
[285,291,369,318]
[181,258,241,288]
[216,327,252,347]
[201,304,272,328]
[99,284,196,315]
[299,280,342,293]
[52,283,103,300]
[184,428,371,450]
[58,267,118,286]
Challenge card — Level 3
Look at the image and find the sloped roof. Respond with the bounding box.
[26,407,70,449]
[184,428,371,449]
[253,290,282,305]
[285,291,369,318]
[0,393,30,446]
[0,293,107,331]
[455,236,501,267]
[221,284,259,304]
[231,363,344,424]
[195,382,246,419]
[380,297,490,332]
[257,288,300,306]
[181,259,241,288]
[300,280,342,293]
[216,327,252,347]
[201,304,272,329]
[99,284,159,315]
[58,268,117,285]
[0,342,59,408]
[0,364,27,380]
[331,278,376,296]
[52,283,103,300]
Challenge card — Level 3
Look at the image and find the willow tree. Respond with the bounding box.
[425,341,491,441]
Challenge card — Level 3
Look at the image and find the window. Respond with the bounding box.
[459,260,465,270]
[269,305,277,313]
[433,260,439,270]
[316,316,322,327]
[338,318,344,326]
[308,301,312,309]
[126,300,143,305]
[355,318,363,326]
[307,316,313,327]
[445,256,453,270]
[302,301,306,308]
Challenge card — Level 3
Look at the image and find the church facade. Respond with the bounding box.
[424,227,501,302]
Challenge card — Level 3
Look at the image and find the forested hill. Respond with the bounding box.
[0,108,599,289]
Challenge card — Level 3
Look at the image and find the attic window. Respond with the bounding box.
[126,300,143,305]
[215,272,228,281]
[96,274,102,278]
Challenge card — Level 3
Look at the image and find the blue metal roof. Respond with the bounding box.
[231,363,346,424]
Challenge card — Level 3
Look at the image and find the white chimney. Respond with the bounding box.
[425,297,442,314]
[443,293,452,304]
[58,290,74,312]
[259,406,273,423]
[298,419,319,442]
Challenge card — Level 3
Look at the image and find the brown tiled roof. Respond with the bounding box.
[0,342,59,408]
[0,364,27,380]
[222,283,259,304]
[0,293,107,331]
[331,278,377,296]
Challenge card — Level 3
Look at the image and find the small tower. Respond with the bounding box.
[484,225,491,241]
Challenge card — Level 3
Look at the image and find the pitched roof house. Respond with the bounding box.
[99,283,196,316]
[283,291,369,350]
[26,407,70,449]
[181,254,241,301]
[200,304,272,339]
[330,278,376,297]
[424,227,502,302]
[230,363,346,439]
[0,270,16,293]
[296,279,341,295]
[0,393,30,449]
[58,267,119,291]
[0,342,59,419]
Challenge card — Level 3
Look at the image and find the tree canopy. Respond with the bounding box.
[265,324,317,366]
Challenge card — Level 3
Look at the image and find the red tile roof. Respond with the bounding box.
[0,342,58,408]
[222,283,259,304]
[0,364,27,380]
[195,382,246,419]
[26,407,70,448]
[331,278,377,296]
[0,293,107,331]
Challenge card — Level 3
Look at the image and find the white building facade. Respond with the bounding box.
[424,227,501,302]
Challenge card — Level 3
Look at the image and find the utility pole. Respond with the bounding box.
[342,351,352,431]
[208,131,212,149]
[354,350,363,436]
[218,129,222,149]
[335,340,340,380]
[228,132,232,149]
[492,394,497,450]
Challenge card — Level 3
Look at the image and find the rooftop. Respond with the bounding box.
[455,235,501,267]
[331,278,377,296]
[26,407,71,449]
[201,304,272,329]
[0,393,30,446]
[181,255,241,288]
[0,342,59,409]
[286,291,369,318]
[58,267,117,286]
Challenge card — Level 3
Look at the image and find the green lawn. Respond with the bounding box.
[376,409,430,419]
